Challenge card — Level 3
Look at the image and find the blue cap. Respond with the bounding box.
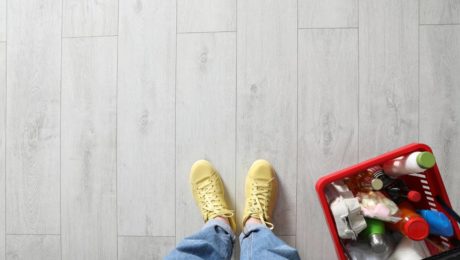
[418,209,454,237]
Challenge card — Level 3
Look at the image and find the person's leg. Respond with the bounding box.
[239,160,300,260]
[165,219,235,260]
[239,221,300,260]
[165,160,236,259]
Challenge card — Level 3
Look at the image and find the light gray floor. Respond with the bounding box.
[1,0,460,259]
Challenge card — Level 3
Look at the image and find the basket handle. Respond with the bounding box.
[436,196,460,224]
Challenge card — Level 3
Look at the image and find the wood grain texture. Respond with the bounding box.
[118,236,175,260]
[117,0,176,236]
[61,37,117,260]
[2,2,460,258]
[279,235,296,248]
[420,0,460,25]
[420,25,460,211]
[237,0,297,235]
[62,0,118,37]
[297,29,358,260]
[359,0,419,160]
[6,0,61,234]
[0,43,5,260]
[6,235,60,260]
[299,0,358,28]
[176,32,236,240]
[178,0,236,33]
[0,0,5,41]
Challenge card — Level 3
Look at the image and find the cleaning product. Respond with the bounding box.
[388,236,430,260]
[345,168,384,193]
[357,191,401,223]
[388,201,429,241]
[326,181,367,239]
[368,165,394,188]
[383,151,436,177]
[418,209,454,237]
[346,236,394,260]
[361,218,390,253]
[386,187,421,203]
[384,179,421,203]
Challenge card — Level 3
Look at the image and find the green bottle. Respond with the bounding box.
[361,218,388,253]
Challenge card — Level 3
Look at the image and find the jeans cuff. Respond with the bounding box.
[202,219,236,240]
[242,223,269,236]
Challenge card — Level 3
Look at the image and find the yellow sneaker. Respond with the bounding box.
[242,160,278,229]
[190,160,236,232]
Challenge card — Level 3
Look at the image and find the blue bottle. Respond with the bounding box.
[418,209,454,237]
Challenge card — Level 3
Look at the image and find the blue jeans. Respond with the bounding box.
[165,219,300,260]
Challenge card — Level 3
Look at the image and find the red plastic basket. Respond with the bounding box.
[316,143,460,260]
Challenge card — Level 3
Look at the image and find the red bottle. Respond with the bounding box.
[388,201,429,241]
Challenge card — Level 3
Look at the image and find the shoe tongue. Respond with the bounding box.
[196,177,211,188]
[254,178,270,185]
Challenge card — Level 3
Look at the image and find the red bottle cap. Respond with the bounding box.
[403,216,429,240]
[407,190,422,202]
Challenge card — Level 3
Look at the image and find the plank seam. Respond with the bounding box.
[298,27,358,30]
[177,31,236,34]
[59,0,63,258]
[116,0,120,257]
[62,35,118,39]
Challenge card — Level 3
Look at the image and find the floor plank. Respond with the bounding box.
[118,236,175,260]
[6,235,60,260]
[6,0,61,234]
[117,0,176,236]
[0,42,5,260]
[178,0,236,33]
[420,0,460,25]
[358,0,419,160]
[298,0,358,28]
[0,0,5,41]
[297,28,358,260]
[61,37,117,259]
[420,25,460,211]
[62,0,118,37]
[279,235,296,248]
[1,1,460,258]
[176,32,236,241]
[237,0,297,235]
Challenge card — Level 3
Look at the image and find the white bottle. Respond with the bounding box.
[383,151,436,177]
[388,237,430,260]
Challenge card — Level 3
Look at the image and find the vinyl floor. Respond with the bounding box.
[1,0,460,259]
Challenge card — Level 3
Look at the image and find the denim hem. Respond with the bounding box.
[203,219,236,240]
[241,223,270,237]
